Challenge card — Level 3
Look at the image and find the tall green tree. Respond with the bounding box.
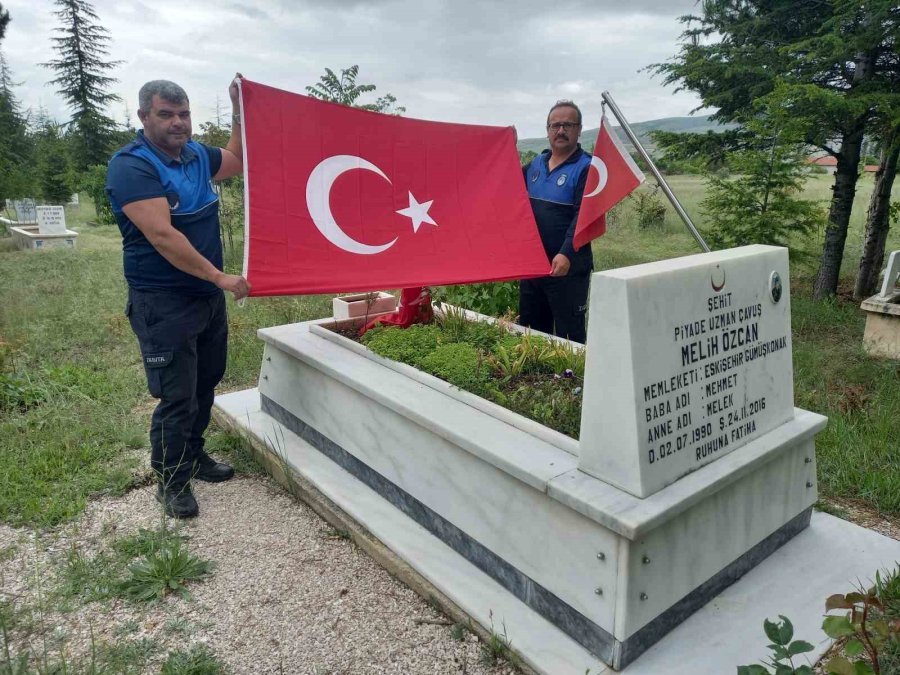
[700,115,823,249]
[0,3,10,44]
[306,65,405,114]
[0,50,35,202]
[653,0,899,298]
[42,0,122,171]
[855,121,900,298]
[32,110,71,204]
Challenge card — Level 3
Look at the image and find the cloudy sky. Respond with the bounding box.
[2,0,706,139]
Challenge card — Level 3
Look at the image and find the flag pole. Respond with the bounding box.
[600,91,710,253]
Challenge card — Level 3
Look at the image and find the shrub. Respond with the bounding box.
[362,324,442,367]
[418,343,490,392]
[634,188,667,229]
[433,281,519,318]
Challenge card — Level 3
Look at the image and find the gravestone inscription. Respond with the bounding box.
[36,206,67,235]
[13,199,37,223]
[579,245,794,498]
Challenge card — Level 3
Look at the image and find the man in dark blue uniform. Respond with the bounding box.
[106,76,250,518]
[521,100,593,343]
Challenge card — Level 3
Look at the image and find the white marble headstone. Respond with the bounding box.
[879,250,899,298]
[14,199,37,223]
[36,206,67,235]
[579,245,794,498]
[68,193,80,206]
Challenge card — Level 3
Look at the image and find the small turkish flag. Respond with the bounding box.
[573,114,645,251]
[239,80,550,296]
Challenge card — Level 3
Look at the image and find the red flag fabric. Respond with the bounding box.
[239,80,550,296]
[360,287,433,335]
[573,114,645,251]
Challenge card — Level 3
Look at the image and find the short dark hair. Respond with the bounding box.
[546,99,582,126]
[138,80,189,113]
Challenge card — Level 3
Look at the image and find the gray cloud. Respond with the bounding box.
[1,0,705,138]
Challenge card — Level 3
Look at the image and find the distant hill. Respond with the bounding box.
[517,116,735,157]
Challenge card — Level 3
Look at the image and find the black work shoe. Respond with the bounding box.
[192,453,235,483]
[156,483,199,519]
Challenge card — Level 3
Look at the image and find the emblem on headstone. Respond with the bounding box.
[710,264,725,292]
[769,271,782,303]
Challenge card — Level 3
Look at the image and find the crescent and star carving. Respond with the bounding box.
[305,154,437,255]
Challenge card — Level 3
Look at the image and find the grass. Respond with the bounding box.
[0,176,897,532]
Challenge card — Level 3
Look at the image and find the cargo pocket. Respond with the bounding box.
[143,351,173,399]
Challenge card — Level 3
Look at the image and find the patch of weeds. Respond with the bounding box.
[0,544,16,562]
[361,323,443,367]
[205,428,265,475]
[814,500,849,519]
[113,619,140,637]
[58,544,121,603]
[115,527,186,559]
[321,527,351,541]
[99,637,159,673]
[161,644,224,675]
[479,611,521,669]
[120,538,213,601]
[450,622,467,642]
[165,617,192,636]
[418,343,490,393]
[0,372,46,411]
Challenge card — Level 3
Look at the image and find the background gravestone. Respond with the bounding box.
[13,199,37,223]
[36,206,67,235]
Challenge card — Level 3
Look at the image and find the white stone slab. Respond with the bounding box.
[36,205,66,235]
[580,245,794,498]
[879,250,899,298]
[214,389,900,675]
[13,198,36,223]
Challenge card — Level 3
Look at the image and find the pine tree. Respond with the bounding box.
[42,0,122,171]
[0,3,10,44]
[32,110,71,204]
[0,50,35,202]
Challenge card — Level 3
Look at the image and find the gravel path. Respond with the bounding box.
[0,475,516,674]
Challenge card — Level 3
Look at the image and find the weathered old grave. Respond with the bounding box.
[214,245,900,673]
[861,250,900,359]
[10,205,78,250]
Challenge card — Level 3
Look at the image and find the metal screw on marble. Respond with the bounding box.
[595,588,603,596]
[266,356,272,362]
[804,457,812,464]
[596,552,606,561]
[806,481,813,488]
[640,593,648,601]
[263,375,269,380]
[642,555,651,564]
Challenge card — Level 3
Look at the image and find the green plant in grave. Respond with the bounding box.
[361,323,442,367]
[418,343,490,393]
[736,615,814,674]
[821,568,900,675]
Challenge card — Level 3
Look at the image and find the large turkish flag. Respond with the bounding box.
[573,114,645,251]
[239,79,550,296]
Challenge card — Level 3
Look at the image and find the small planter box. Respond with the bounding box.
[332,292,397,320]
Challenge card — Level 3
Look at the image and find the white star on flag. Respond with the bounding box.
[396,191,438,233]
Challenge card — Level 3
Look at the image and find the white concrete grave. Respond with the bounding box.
[580,245,793,497]
[36,206,67,235]
[214,245,843,672]
[68,193,80,206]
[860,249,900,358]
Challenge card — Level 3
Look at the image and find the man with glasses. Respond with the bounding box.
[520,100,593,343]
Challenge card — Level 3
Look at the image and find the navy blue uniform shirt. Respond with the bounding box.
[106,131,223,295]
[523,145,593,275]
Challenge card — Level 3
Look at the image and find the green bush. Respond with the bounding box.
[80,164,115,225]
[433,281,519,318]
[418,343,490,392]
[362,323,442,367]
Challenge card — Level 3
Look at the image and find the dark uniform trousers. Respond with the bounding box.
[126,287,228,487]
[519,273,590,344]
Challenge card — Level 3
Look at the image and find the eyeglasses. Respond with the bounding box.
[547,122,580,131]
